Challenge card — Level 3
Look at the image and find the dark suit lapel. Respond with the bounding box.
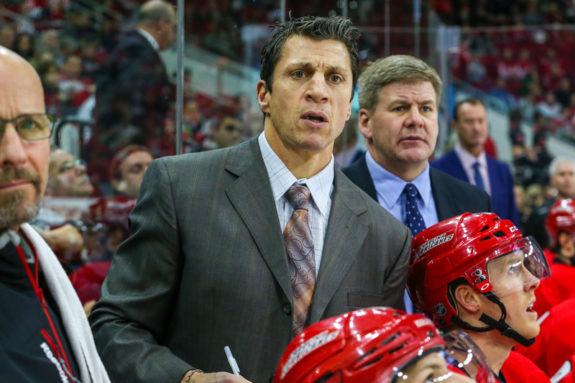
[309,171,368,323]
[486,156,498,193]
[449,151,470,183]
[342,154,378,201]
[431,168,462,220]
[224,140,292,302]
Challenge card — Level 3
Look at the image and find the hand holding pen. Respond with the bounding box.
[179,346,251,383]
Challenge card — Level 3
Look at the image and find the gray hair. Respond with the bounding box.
[549,156,575,177]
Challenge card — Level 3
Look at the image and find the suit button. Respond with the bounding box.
[283,304,291,315]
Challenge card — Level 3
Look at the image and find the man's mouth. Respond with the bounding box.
[301,111,328,123]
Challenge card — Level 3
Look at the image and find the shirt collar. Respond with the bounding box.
[365,150,433,208]
[454,142,487,168]
[258,132,334,216]
[138,29,160,51]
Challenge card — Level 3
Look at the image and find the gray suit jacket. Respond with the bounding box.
[89,138,411,383]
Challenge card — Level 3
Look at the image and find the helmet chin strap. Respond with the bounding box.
[451,292,535,347]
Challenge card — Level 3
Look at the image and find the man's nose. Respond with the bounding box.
[405,106,424,127]
[0,124,27,167]
[305,73,329,103]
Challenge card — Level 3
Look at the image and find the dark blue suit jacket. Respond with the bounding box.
[343,154,492,222]
[431,150,520,226]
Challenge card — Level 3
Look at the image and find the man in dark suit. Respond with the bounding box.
[90,16,411,383]
[343,56,491,312]
[90,0,176,184]
[343,56,490,225]
[431,98,520,225]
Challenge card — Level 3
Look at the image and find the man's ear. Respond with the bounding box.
[358,108,372,140]
[257,80,270,115]
[453,284,481,314]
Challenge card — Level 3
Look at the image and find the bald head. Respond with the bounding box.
[0,48,49,230]
[137,0,176,50]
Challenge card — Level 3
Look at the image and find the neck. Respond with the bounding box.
[467,330,513,375]
[461,143,482,158]
[367,146,425,182]
[264,124,332,179]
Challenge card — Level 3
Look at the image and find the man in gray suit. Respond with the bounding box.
[90,16,411,383]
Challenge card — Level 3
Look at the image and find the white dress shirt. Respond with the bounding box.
[258,133,333,275]
[454,143,492,196]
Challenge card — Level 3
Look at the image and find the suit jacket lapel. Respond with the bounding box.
[224,139,292,302]
[431,168,462,220]
[450,151,470,183]
[309,170,368,322]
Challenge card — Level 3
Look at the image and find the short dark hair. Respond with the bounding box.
[453,98,485,121]
[260,16,360,99]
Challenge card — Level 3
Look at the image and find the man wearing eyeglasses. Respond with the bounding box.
[0,47,109,382]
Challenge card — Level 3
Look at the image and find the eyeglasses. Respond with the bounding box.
[0,114,55,141]
[58,159,86,173]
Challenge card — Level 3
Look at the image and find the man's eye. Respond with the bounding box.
[19,119,40,130]
[292,70,305,78]
[393,106,405,112]
[422,106,433,112]
[330,74,343,83]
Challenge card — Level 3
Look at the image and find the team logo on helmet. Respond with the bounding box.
[434,303,447,317]
[281,330,340,379]
[415,233,454,260]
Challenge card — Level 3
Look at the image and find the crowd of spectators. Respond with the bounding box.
[4,0,575,312]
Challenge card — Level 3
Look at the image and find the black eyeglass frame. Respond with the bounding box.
[0,113,56,141]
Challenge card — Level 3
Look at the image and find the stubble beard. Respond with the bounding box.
[0,167,43,231]
[0,190,41,231]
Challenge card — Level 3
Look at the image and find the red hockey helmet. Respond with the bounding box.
[546,198,575,248]
[274,307,447,383]
[407,213,549,332]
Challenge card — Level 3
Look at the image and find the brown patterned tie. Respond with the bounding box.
[284,183,316,336]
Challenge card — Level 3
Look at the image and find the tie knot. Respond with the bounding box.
[286,183,312,210]
[473,162,480,170]
[403,183,420,200]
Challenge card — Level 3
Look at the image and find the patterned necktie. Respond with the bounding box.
[284,183,316,335]
[473,162,485,190]
[402,183,426,314]
[403,183,425,236]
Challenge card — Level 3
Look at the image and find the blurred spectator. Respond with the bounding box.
[537,91,562,121]
[554,77,572,109]
[46,149,95,198]
[37,29,63,66]
[465,52,488,87]
[70,145,153,314]
[109,144,153,199]
[92,0,176,183]
[541,62,565,93]
[497,47,526,94]
[182,98,207,151]
[204,116,241,150]
[79,37,106,81]
[0,23,16,49]
[12,32,35,62]
[58,55,95,117]
[524,157,575,248]
[36,56,60,115]
[33,149,96,272]
[521,0,543,25]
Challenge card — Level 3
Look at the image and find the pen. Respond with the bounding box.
[224,345,241,376]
